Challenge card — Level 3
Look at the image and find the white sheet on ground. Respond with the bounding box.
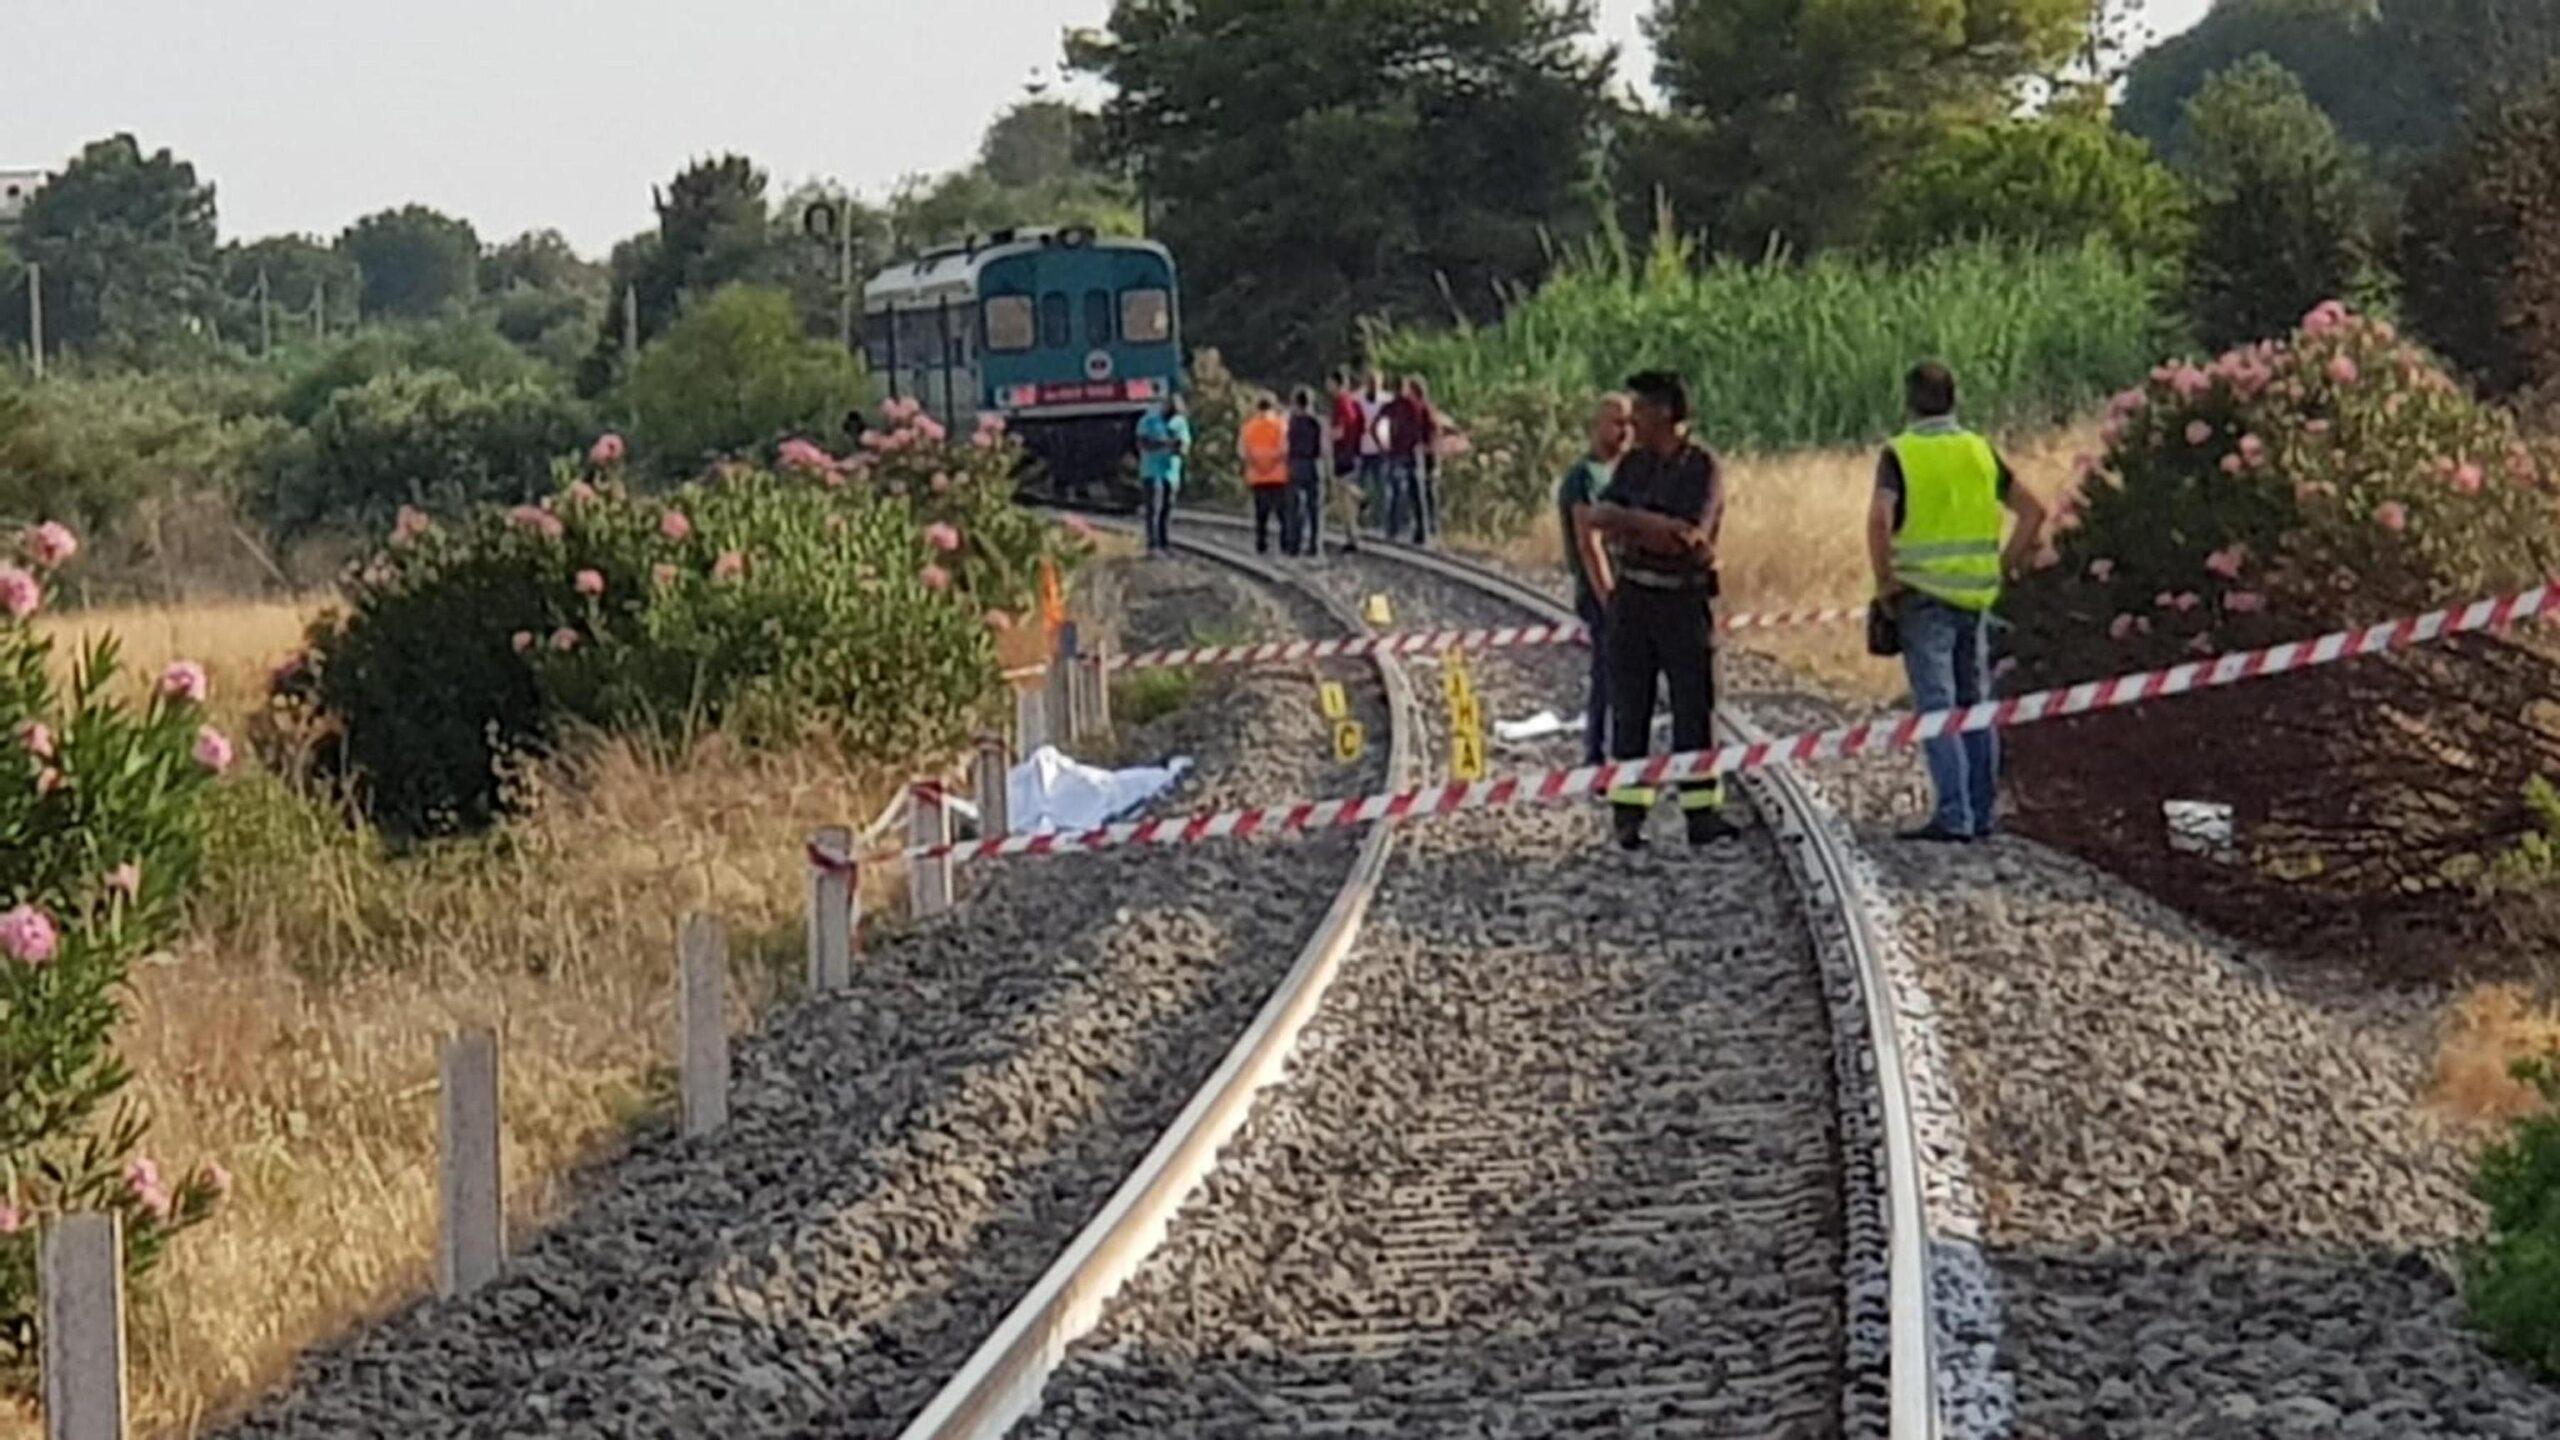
[1494,710,1572,743]
[1007,745,1194,835]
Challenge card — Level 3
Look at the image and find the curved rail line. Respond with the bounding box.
[905,516,1941,1439]
[893,522,1424,1440]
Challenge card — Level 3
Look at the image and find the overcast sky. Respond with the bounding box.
[4,0,2214,257]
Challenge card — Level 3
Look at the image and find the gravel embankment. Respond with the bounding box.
[1727,670,2560,1435]
[1028,544,1852,1436]
[214,553,1382,1440]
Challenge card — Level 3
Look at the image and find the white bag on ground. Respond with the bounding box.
[1007,745,1193,835]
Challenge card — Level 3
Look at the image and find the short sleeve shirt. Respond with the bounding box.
[1599,442,1720,586]
[1139,413,1190,486]
[1556,457,1612,600]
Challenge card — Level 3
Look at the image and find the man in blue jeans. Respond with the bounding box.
[1868,362,2048,843]
[1136,394,1190,554]
[1556,393,1631,765]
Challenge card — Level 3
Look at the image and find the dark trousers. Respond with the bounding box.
[1251,485,1288,554]
[1607,584,1719,824]
[1143,481,1175,552]
[1576,589,1610,767]
[1287,462,1321,554]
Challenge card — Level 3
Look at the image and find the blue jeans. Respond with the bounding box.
[1143,481,1175,552]
[1576,589,1609,766]
[1384,458,1423,542]
[1357,455,1390,534]
[1900,595,1999,836]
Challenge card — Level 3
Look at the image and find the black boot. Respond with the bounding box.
[1612,804,1648,852]
[1687,810,1741,846]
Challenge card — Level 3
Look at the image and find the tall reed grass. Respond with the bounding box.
[1375,233,2170,453]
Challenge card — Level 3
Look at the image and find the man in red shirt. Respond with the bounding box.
[1328,369,1368,552]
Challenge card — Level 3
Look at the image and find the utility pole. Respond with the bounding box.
[838,209,856,354]
[256,265,273,358]
[312,279,326,340]
[623,283,639,367]
[25,262,41,381]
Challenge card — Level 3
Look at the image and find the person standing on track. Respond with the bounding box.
[1870,360,2048,843]
[1241,393,1292,555]
[1382,377,1437,545]
[1356,369,1395,539]
[1136,393,1190,555]
[1287,386,1327,556]
[1330,370,1368,553]
[1588,370,1738,851]
[1557,393,1631,767]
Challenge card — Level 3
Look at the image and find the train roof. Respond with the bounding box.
[863,228,1173,310]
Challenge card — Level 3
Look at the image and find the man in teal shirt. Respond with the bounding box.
[1136,395,1190,554]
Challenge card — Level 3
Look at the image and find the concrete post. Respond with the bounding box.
[908,782,953,918]
[40,1213,124,1440]
[1014,685,1049,755]
[438,1028,504,1298]
[677,914,729,1139]
[1050,621,1081,746]
[974,734,1012,840]
[806,825,853,995]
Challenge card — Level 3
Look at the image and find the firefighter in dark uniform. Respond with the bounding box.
[1588,370,1739,851]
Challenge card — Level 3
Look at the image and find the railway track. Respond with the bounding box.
[908,519,1945,1439]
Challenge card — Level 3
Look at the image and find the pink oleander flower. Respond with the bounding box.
[199,1159,232,1198]
[550,627,580,652]
[2110,613,2139,640]
[18,721,54,760]
[1063,514,1097,539]
[919,564,951,592]
[711,550,747,582]
[0,564,42,620]
[2155,591,2176,609]
[2453,462,2484,495]
[2328,356,2360,386]
[2108,388,2148,418]
[659,509,693,542]
[2225,591,2266,614]
[2099,418,2125,448]
[0,1204,22,1236]
[915,415,947,444]
[2302,299,2349,335]
[923,522,962,553]
[158,660,210,704]
[2170,365,2213,401]
[511,630,536,654]
[34,767,60,797]
[2204,546,2246,581]
[2087,558,2115,582]
[126,1157,159,1193]
[930,470,952,494]
[508,505,565,540]
[974,411,1006,434]
[575,569,606,597]
[2186,421,2214,446]
[778,437,835,474]
[588,433,627,468]
[106,861,141,897]
[192,726,235,774]
[2073,452,2100,479]
[24,520,78,570]
[2220,454,2244,475]
[2173,592,2202,613]
[126,1158,170,1221]
[2032,543,2061,570]
[391,506,435,548]
[652,562,679,589]
[985,609,1014,631]
[565,481,599,506]
[2376,501,2408,533]
[2238,434,2266,463]
[0,905,59,964]
[883,396,921,423]
[2304,419,2332,437]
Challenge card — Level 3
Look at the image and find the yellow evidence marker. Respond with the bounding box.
[1333,719,1367,763]
[1318,681,1350,720]
[1364,594,1394,627]
[1451,727,1487,781]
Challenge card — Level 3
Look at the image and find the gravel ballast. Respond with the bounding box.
[214,552,1384,1439]
[1027,542,1854,1436]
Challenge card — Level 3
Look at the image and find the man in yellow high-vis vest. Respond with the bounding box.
[1868,362,2049,844]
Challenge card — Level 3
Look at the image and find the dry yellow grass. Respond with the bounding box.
[2431,984,2560,1128]
[5,599,918,1439]
[1468,424,2097,700]
[36,599,317,725]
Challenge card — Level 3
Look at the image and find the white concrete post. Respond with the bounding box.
[438,1028,504,1299]
[806,826,854,995]
[1080,640,1113,738]
[974,734,1012,840]
[677,914,729,1139]
[1014,685,1049,755]
[1050,622,1081,747]
[40,1212,124,1440]
[908,782,953,919]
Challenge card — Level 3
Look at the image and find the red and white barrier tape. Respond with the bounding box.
[874,582,2559,866]
[1113,607,1863,672]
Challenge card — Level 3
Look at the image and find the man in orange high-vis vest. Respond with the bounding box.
[1241,394,1292,555]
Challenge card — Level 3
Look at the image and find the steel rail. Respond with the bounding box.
[892,520,1424,1440]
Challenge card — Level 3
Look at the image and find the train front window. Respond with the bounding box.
[1083,289,1114,347]
[983,295,1034,352]
[1120,287,1171,344]
[1039,292,1071,350]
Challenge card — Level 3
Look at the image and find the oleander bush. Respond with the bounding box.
[273,404,1087,835]
[0,522,232,1384]
[2009,300,2560,965]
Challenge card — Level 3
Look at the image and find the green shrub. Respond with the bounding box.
[1873,117,2197,270]
[257,366,594,534]
[1371,232,2166,460]
[0,368,285,563]
[2178,56,2382,352]
[615,285,869,478]
[0,523,230,1383]
[2402,70,2560,400]
[2010,300,2560,953]
[2469,1054,2560,1377]
[276,405,1082,834]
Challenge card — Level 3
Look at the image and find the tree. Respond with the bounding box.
[217,236,360,348]
[480,229,606,368]
[2402,69,2560,398]
[583,155,780,392]
[980,100,1098,189]
[339,205,481,319]
[615,285,867,473]
[481,228,600,298]
[2121,0,2560,174]
[2180,56,2379,351]
[259,367,592,533]
[6,135,218,356]
[1637,0,2091,256]
[1873,116,2195,266]
[1070,0,1613,379]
